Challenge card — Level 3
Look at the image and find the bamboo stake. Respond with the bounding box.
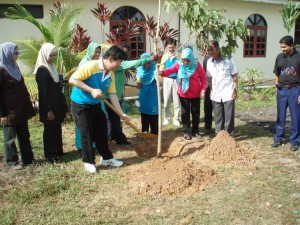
[155,0,162,156]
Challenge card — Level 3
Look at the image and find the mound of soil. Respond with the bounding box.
[127,123,256,196]
[125,158,222,196]
[133,130,207,159]
[194,131,256,165]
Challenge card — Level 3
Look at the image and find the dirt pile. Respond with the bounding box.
[133,130,206,159]
[193,131,256,165]
[125,158,222,196]
[128,128,256,196]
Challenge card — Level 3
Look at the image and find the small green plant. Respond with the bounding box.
[241,68,263,91]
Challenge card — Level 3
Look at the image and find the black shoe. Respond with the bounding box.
[204,129,211,135]
[54,156,60,163]
[47,157,55,164]
[271,141,282,148]
[290,144,298,151]
[183,133,192,140]
[117,141,132,146]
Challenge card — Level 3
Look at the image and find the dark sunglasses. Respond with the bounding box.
[14,51,20,55]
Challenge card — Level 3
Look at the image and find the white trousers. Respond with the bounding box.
[163,77,180,121]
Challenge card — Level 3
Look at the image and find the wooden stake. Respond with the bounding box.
[155,0,162,156]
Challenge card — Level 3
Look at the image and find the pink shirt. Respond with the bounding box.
[161,62,207,98]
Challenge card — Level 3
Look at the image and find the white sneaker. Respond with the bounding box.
[84,163,96,174]
[173,120,180,126]
[163,119,169,125]
[100,158,123,167]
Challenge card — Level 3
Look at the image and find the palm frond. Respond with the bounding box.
[14,39,42,73]
[23,76,38,103]
[5,4,52,42]
[57,47,81,73]
[47,3,83,48]
[280,1,300,33]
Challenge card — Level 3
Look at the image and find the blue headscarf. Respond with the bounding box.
[136,53,156,86]
[0,42,22,81]
[177,48,198,93]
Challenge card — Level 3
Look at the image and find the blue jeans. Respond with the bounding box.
[4,121,34,165]
[274,86,300,145]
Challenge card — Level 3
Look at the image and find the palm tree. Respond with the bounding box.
[280,1,300,34]
[5,1,83,73]
[5,2,85,106]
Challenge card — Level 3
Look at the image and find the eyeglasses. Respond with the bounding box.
[14,52,20,55]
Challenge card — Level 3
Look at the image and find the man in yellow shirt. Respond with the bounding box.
[69,46,128,173]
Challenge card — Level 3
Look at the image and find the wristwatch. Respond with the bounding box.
[234,88,238,91]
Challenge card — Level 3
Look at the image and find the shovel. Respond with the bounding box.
[102,98,158,139]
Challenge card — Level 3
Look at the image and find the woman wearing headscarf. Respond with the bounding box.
[75,42,101,151]
[34,43,66,163]
[160,48,207,140]
[79,42,101,67]
[0,42,35,168]
[136,53,158,134]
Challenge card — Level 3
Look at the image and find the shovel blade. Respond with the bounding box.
[136,132,158,139]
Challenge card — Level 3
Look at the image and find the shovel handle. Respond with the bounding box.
[102,98,140,133]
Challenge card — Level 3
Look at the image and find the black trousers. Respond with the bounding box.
[212,100,235,135]
[43,123,63,159]
[71,101,113,164]
[106,100,128,144]
[179,97,200,134]
[204,86,213,131]
[141,113,158,135]
[4,121,34,166]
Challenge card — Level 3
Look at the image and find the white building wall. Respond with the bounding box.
[179,0,290,78]
[0,0,294,78]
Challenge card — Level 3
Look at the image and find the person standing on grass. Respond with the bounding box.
[0,42,36,169]
[206,40,238,136]
[202,45,214,134]
[75,42,101,151]
[160,47,207,140]
[106,44,161,145]
[271,35,300,152]
[69,46,128,174]
[159,38,181,127]
[136,53,159,135]
[34,43,67,163]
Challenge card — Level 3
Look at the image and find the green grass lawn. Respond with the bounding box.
[1,89,300,225]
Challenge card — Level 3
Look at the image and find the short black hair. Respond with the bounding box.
[165,38,177,46]
[120,43,131,51]
[279,35,294,46]
[103,46,127,60]
[210,40,219,49]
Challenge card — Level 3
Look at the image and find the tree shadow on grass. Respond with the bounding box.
[235,119,293,144]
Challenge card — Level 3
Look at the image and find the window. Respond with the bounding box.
[110,6,145,59]
[0,4,43,19]
[244,14,267,57]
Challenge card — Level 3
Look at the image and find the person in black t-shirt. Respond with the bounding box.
[271,35,300,151]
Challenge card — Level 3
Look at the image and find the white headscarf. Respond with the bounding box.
[33,43,59,82]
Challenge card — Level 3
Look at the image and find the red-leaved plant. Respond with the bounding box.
[91,3,111,42]
[140,15,180,51]
[69,24,91,53]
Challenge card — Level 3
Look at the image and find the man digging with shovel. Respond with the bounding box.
[69,46,129,174]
